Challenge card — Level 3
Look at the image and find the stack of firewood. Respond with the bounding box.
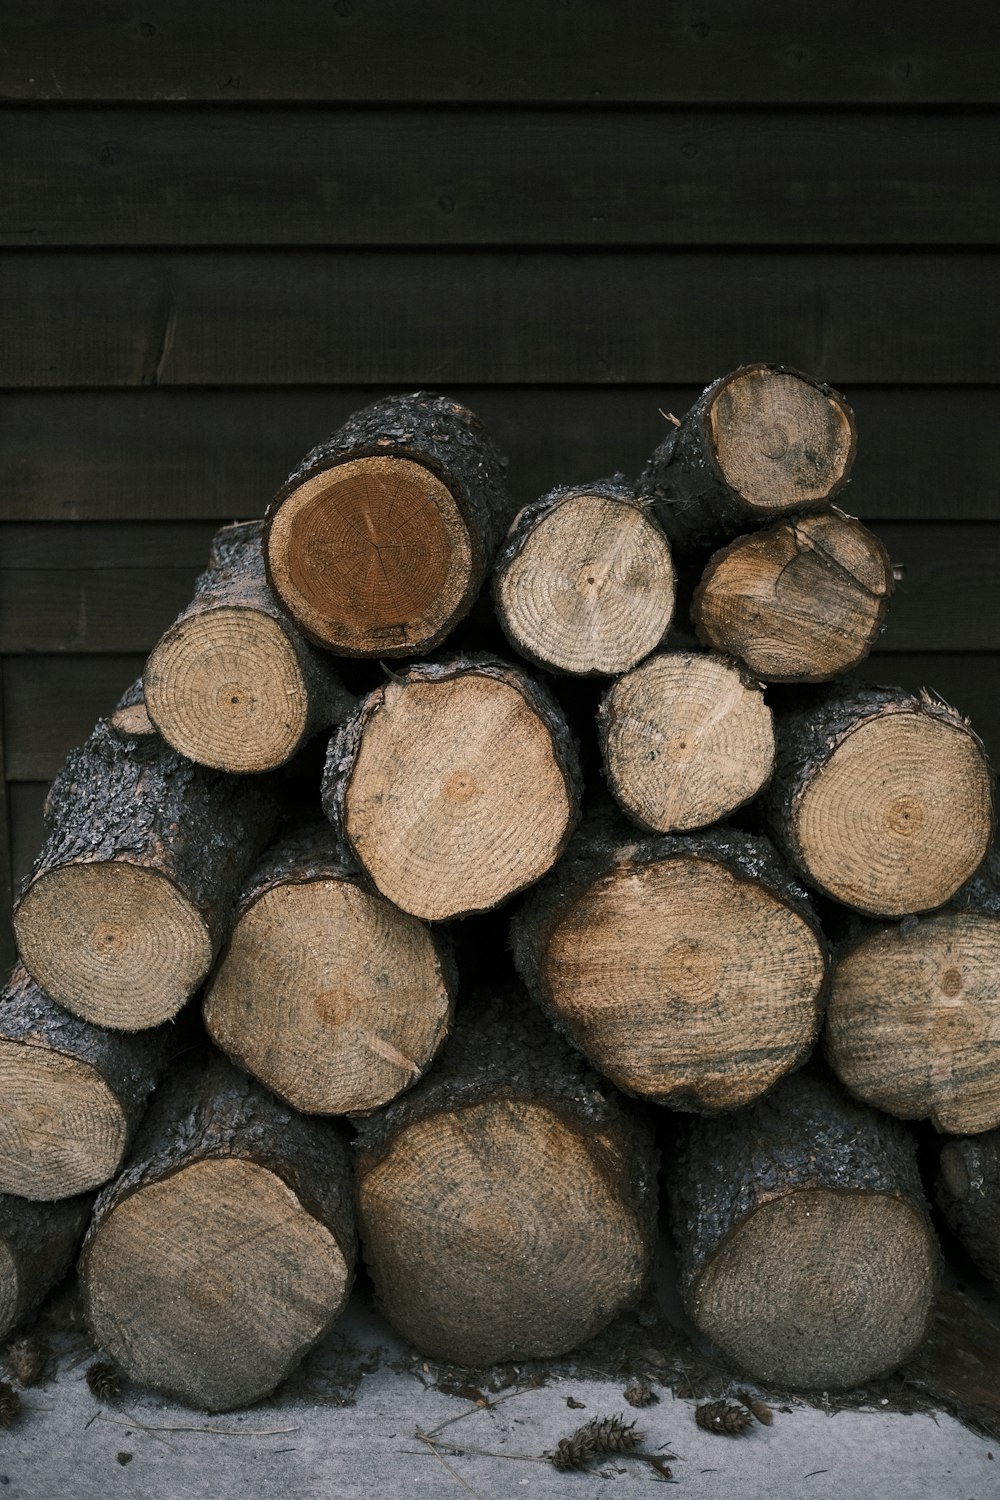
[2,370,998,1414]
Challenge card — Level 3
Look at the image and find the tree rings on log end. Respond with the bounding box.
[204,879,452,1114]
[495,492,674,675]
[600,653,774,832]
[693,1188,937,1390]
[357,1097,649,1366]
[145,607,309,773]
[707,366,856,513]
[266,456,475,656]
[82,1157,351,1411]
[0,1044,127,1199]
[828,913,1000,1135]
[540,854,824,1111]
[14,863,212,1030]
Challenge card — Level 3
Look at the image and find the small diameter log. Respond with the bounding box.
[354,989,657,1366]
[664,1070,940,1390]
[512,814,826,1113]
[107,678,157,740]
[692,509,893,682]
[493,477,675,675]
[0,967,167,1200]
[0,1191,92,1342]
[79,1053,356,1412]
[264,391,512,658]
[13,716,282,1029]
[322,656,581,921]
[203,822,455,1114]
[767,684,994,918]
[598,651,774,833]
[144,521,355,773]
[638,364,856,563]
[937,1132,1000,1288]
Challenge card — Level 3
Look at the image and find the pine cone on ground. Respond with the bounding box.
[0,1381,22,1428]
[551,1413,644,1469]
[86,1360,123,1402]
[695,1400,754,1435]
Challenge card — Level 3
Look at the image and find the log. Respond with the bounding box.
[264,391,512,657]
[79,1052,357,1411]
[0,1191,92,1342]
[937,1132,1000,1289]
[663,1070,940,1390]
[13,713,282,1029]
[638,364,857,563]
[0,966,168,1200]
[144,520,355,773]
[203,821,455,1114]
[766,684,995,917]
[492,477,675,675]
[354,988,657,1366]
[691,508,893,682]
[322,655,582,921]
[107,678,157,740]
[597,650,774,833]
[511,811,826,1112]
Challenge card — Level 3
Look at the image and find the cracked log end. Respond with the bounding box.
[0,1044,127,1200]
[266,456,475,656]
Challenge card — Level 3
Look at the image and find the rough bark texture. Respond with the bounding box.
[492,475,675,675]
[264,391,513,657]
[144,520,356,773]
[664,1069,940,1390]
[354,986,658,1366]
[937,1132,1000,1288]
[637,365,857,565]
[511,806,827,1113]
[79,1051,357,1412]
[766,683,995,917]
[0,1191,93,1342]
[322,653,582,921]
[203,820,456,1115]
[0,966,169,1199]
[13,715,283,1028]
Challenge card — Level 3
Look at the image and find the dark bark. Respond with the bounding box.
[937,1132,1000,1288]
[0,1191,93,1342]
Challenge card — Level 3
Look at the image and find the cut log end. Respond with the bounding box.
[693,1188,937,1390]
[0,1043,126,1200]
[83,1157,351,1412]
[707,366,855,512]
[794,713,993,917]
[266,456,475,655]
[496,492,674,675]
[145,607,309,773]
[14,863,212,1030]
[358,1097,649,1366]
[108,699,156,739]
[600,653,774,832]
[204,878,452,1114]
[828,913,1000,1135]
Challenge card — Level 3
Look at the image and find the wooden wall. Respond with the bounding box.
[3,2,999,960]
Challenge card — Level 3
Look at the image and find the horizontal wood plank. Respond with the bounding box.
[4,2,999,103]
[7,109,1000,247]
[4,251,1000,388]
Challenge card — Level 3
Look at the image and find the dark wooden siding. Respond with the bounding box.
[3,3,999,961]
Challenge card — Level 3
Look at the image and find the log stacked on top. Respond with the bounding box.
[1,368,995,1411]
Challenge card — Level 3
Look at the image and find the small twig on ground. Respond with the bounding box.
[414,1432,487,1499]
[96,1411,300,1437]
[423,1385,531,1439]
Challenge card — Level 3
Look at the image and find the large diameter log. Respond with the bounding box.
[0,1192,92,1342]
[493,478,675,675]
[322,656,582,921]
[512,814,826,1113]
[692,509,893,682]
[13,715,282,1029]
[937,1133,1000,1289]
[264,391,512,658]
[598,650,774,833]
[664,1070,940,1390]
[354,989,657,1366]
[203,822,455,1114]
[79,1053,356,1412]
[638,365,856,563]
[767,684,994,917]
[144,521,355,773]
[0,967,168,1200]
